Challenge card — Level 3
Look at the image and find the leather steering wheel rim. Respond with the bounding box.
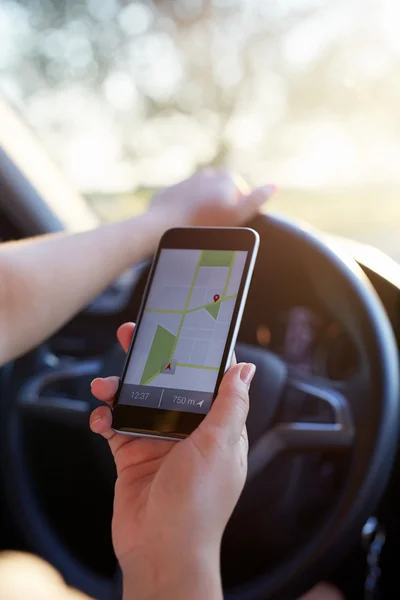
[1,214,399,600]
[224,214,399,599]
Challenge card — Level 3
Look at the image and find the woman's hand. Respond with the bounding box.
[90,322,255,600]
[149,168,276,229]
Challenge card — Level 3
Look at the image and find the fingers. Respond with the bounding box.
[90,405,114,439]
[230,172,251,196]
[117,322,135,353]
[90,405,135,458]
[90,405,176,465]
[250,184,277,204]
[90,322,137,456]
[200,168,250,197]
[91,376,119,404]
[90,322,135,404]
[202,362,255,445]
[234,184,276,222]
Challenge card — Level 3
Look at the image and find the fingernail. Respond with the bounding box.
[240,363,256,386]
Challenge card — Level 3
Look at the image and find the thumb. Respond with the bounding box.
[234,184,276,223]
[200,363,255,445]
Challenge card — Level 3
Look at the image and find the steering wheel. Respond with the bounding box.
[1,214,399,600]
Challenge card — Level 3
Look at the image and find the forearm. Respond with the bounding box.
[0,208,173,365]
[121,547,222,600]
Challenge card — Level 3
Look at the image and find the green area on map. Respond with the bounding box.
[204,302,221,319]
[140,250,238,384]
[200,250,235,267]
[140,325,175,385]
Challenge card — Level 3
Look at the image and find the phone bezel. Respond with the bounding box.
[112,227,259,439]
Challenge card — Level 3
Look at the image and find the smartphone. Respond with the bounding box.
[112,227,259,440]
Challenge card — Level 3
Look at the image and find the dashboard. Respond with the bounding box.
[254,305,358,380]
[234,236,400,387]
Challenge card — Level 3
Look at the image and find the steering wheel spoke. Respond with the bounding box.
[247,373,354,482]
[18,360,101,427]
[20,395,90,426]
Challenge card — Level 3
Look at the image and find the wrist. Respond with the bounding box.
[122,208,175,260]
[146,200,191,230]
[121,544,222,600]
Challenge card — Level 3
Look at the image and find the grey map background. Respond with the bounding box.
[125,249,247,393]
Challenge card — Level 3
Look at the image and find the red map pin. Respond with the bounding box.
[213,294,220,303]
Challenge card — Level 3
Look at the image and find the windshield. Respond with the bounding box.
[1,0,399,261]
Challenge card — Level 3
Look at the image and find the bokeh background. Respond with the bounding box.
[1,0,400,259]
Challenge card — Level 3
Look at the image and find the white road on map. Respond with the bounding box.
[125,249,247,393]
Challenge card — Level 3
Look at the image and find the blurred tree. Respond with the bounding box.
[0,0,322,176]
[1,0,400,190]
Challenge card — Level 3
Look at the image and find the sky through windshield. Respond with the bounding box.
[1,0,400,259]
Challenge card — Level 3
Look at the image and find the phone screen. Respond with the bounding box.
[118,248,248,415]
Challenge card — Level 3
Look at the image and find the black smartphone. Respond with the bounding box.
[112,227,259,440]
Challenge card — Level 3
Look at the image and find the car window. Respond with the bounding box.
[1,0,399,261]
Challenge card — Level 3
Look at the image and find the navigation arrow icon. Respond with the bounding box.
[197,400,204,408]
[161,360,176,374]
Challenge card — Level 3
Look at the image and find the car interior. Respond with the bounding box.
[1,127,400,599]
[1,2,400,599]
